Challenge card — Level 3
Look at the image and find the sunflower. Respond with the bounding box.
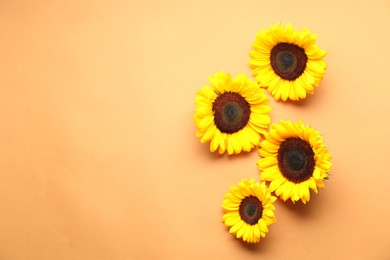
[194,71,271,155]
[257,120,332,204]
[250,23,327,101]
[222,179,276,243]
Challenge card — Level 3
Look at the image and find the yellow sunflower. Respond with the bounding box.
[194,71,271,155]
[222,179,276,243]
[250,23,327,101]
[257,120,332,204]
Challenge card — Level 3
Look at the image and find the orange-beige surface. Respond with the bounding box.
[1,0,390,259]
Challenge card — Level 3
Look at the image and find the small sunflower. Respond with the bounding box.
[258,120,332,204]
[194,71,271,155]
[222,179,276,243]
[250,23,327,101]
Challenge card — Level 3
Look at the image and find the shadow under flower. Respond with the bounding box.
[238,232,274,253]
[275,191,324,219]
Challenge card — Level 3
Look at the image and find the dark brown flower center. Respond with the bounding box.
[239,196,263,225]
[277,138,315,183]
[270,43,308,80]
[212,92,250,134]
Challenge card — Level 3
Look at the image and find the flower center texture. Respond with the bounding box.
[239,196,263,225]
[212,92,250,133]
[277,138,315,183]
[270,43,308,80]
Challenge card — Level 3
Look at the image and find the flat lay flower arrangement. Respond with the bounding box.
[194,23,332,244]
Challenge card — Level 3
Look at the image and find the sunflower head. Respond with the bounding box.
[222,179,276,243]
[194,71,271,155]
[257,120,332,204]
[250,23,327,101]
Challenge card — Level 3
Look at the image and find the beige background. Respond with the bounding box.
[1,0,390,259]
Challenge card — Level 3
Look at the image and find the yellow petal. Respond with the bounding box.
[201,125,217,144]
[209,71,232,94]
[231,74,250,93]
[281,182,293,201]
[236,222,246,238]
[291,189,301,202]
[308,178,318,193]
[280,81,291,101]
[223,212,241,226]
[230,133,242,154]
[250,112,271,126]
[259,218,269,233]
[259,167,279,181]
[218,132,227,153]
[198,115,214,129]
[263,208,275,218]
[269,175,285,191]
[225,135,234,155]
[253,224,261,242]
[229,220,244,234]
[210,130,221,152]
[230,185,244,199]
[222,199,239,211]
[243,224,252,242]
[238,181,251,197]
[199,86,217,100]
[258,157,278,168]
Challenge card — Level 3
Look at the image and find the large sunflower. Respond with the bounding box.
[258,120,332,204]
[194,71,271,155]
[222,179,276,243]
[250,23,327,101]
